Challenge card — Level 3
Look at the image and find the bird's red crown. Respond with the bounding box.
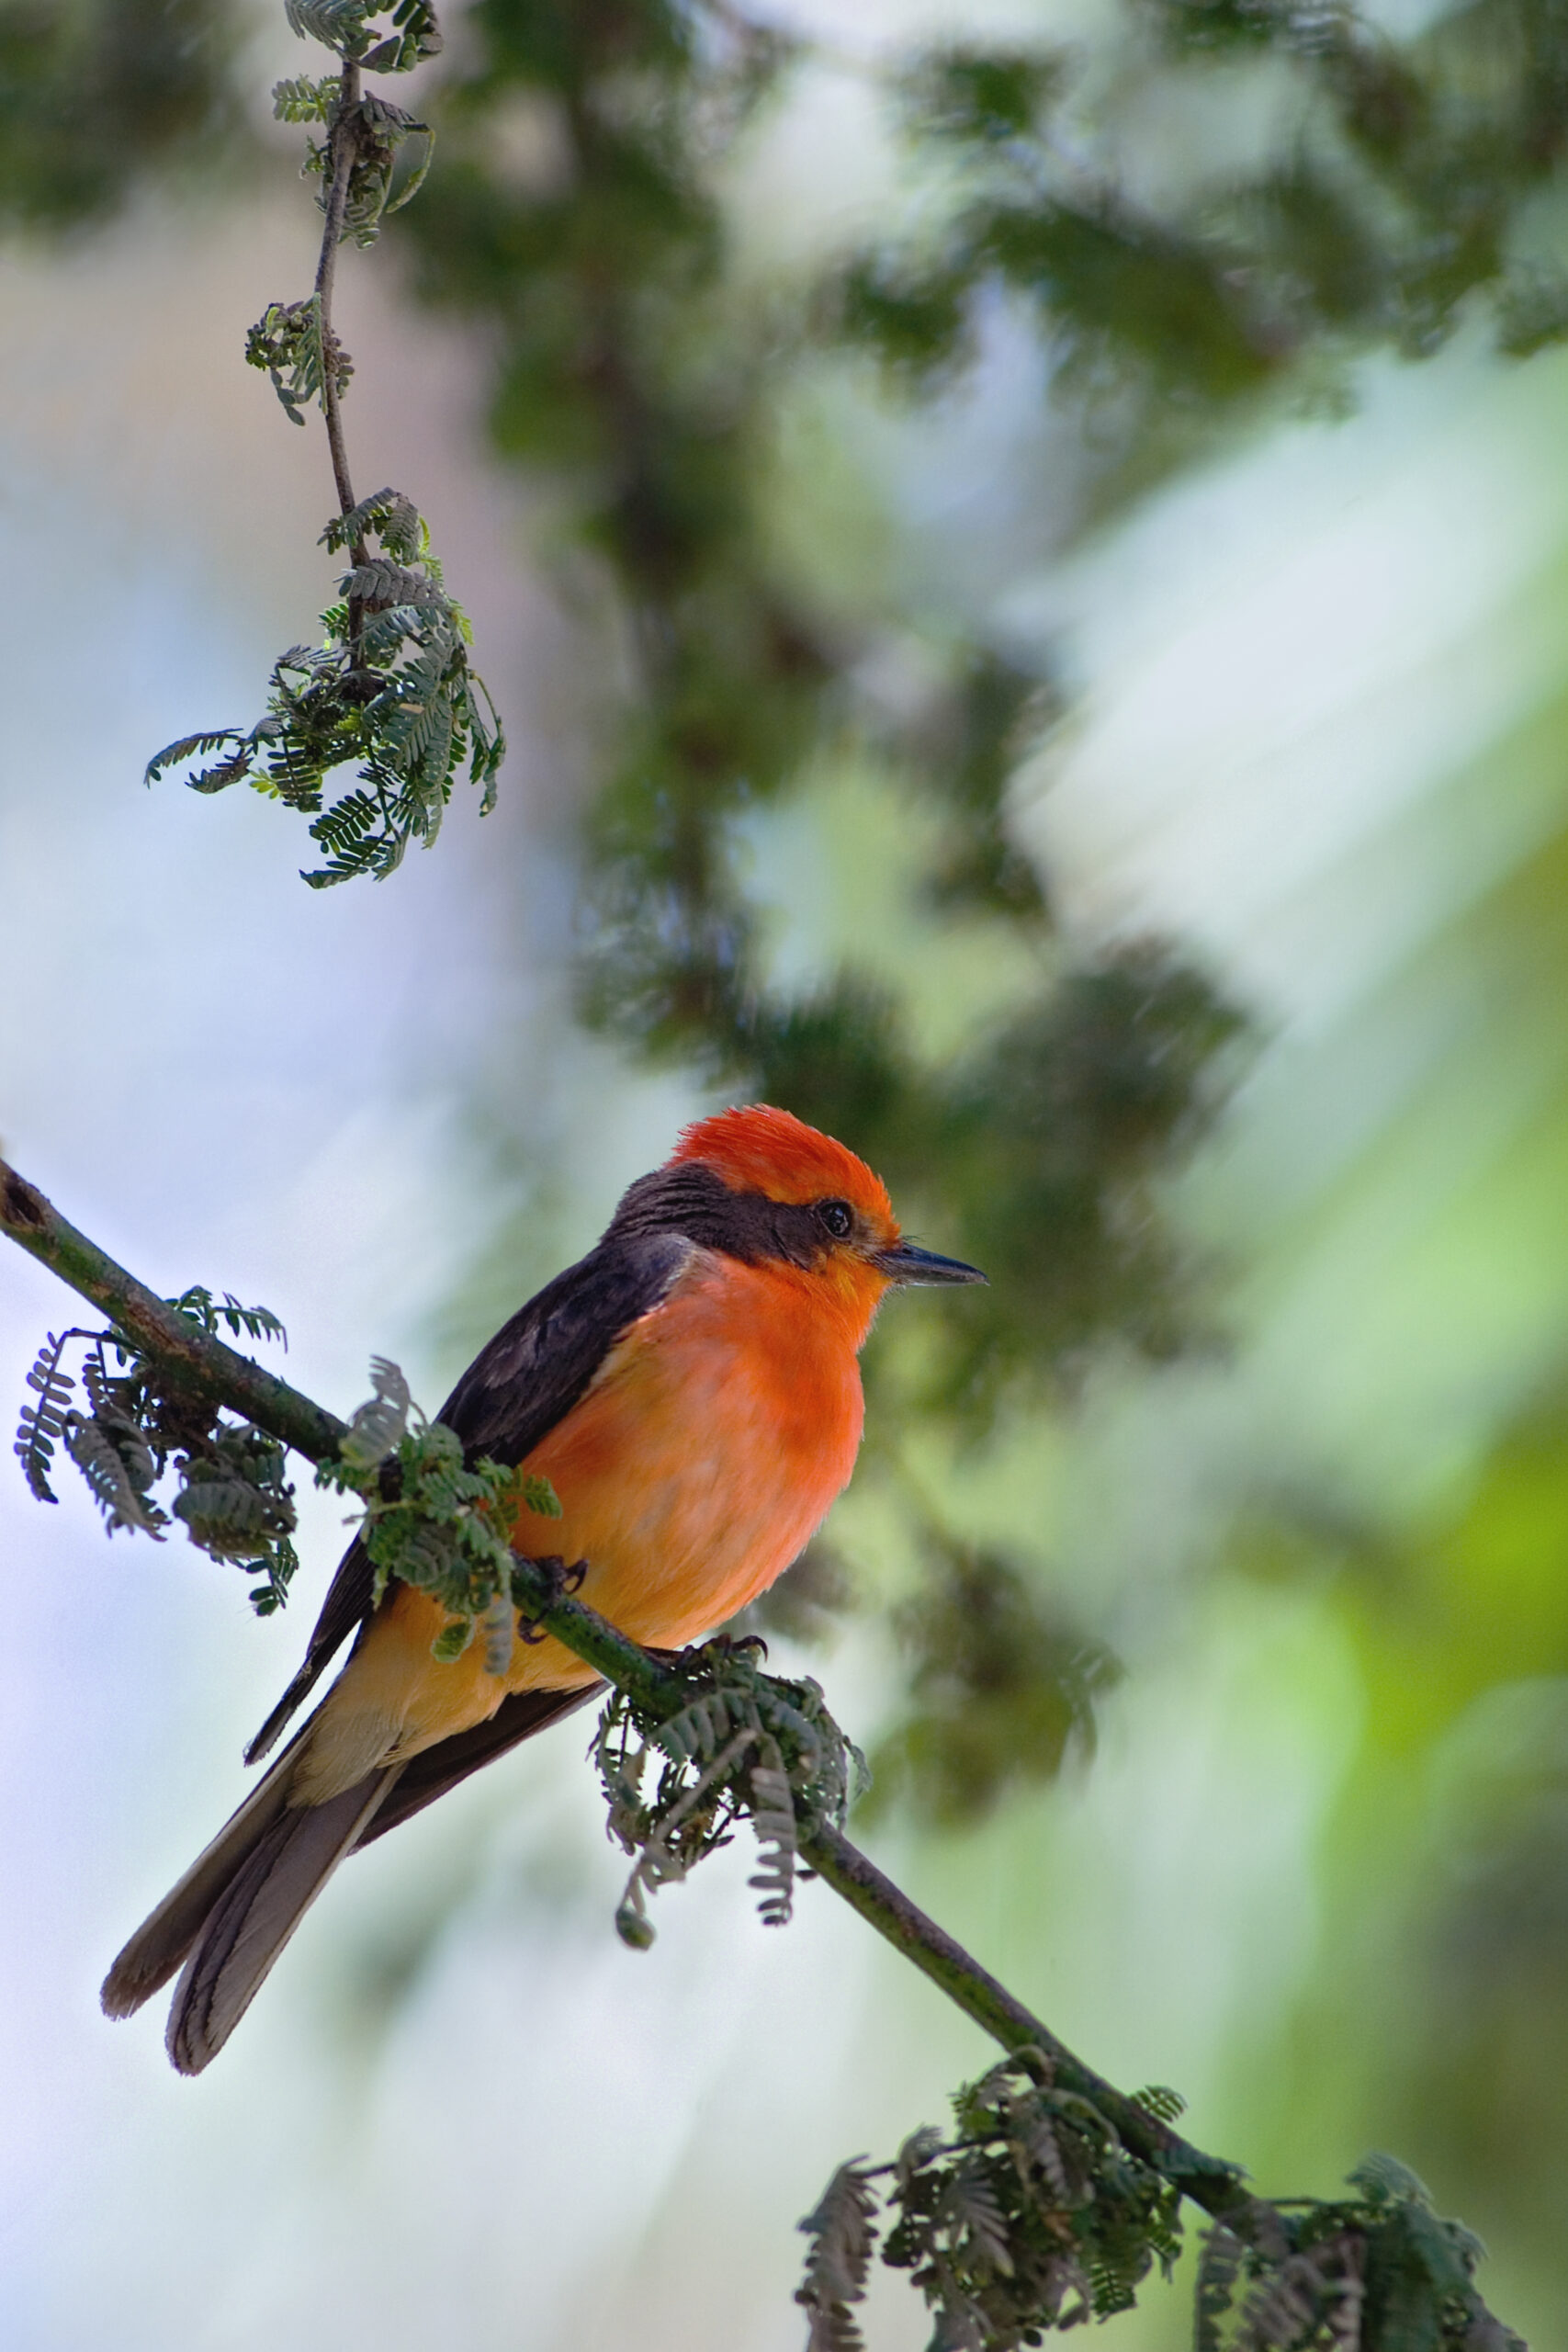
[671,1104,896,1226]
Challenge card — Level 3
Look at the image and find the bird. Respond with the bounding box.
[101,1104,984,2072]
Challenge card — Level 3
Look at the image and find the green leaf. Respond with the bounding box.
[285,0,372,57]
[143,729,254,790]
[338,1354,412,1471]
[171,1286,288,1348]
[1131,2085,1187,2125]
[14,1329,78,1504]
[1347,2153,1433,2211]
[271,74,337,122]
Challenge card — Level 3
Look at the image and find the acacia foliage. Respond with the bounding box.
[316,1353,563,1658]
[14,1290,299,1612]
[12,1323,562,1648]
[139,4,505,883]
[797,2064,1522,2352]
[593,1638,867,1949]
[146,487,503,886]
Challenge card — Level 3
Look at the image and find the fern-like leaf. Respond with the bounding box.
[66,1408,165,1537]
[174,1476,275,1547]
[947,2162,1015,2278]
[304,785,391,885]
[1026,2111,1072,2206]
[344,557,441,609]
[1196,2223,1247,2352]
[797,2162,880,2352]
[338,1354,412,1471]
[171,1285,288,1349]
[321,487,419,555]
[657,1690,739,1766]
[143,729,252,787]
[1132,2084,1187,2125]
[248,1536,302,1616]
[285,0,372,54]
[747,1755,797,1926]
[1235,2250,1325,2351]
[14,1329,78,1503]
[173,1424,297,1569]
[272,74,338,121]
[1345,2152,1430,2211]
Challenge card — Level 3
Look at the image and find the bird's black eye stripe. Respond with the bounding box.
[817,1197,853,1239]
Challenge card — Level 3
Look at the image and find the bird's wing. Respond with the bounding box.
[243,1231,693,1763]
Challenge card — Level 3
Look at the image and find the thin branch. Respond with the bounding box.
[0,1160,344,1464]
[799,1823,1248,2219]
[313,54,369,664]
[314,56,364,547]
[1,1154,1254,2230]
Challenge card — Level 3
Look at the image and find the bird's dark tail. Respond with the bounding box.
[102,1744,398,2075]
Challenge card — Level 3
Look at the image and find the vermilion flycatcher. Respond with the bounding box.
[103,1105,983,2071]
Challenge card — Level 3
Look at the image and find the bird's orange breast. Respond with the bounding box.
[521,1247,871,1647]
[310,1249,877,1779]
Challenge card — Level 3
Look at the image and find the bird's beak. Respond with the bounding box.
[874,1240,987,1286]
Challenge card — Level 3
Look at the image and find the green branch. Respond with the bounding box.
[312,53,365,543]
[0,1159,344,1464]
[798,1823,1244,2215]
[0,1152,1242,2191]
[0,1158,1520,2347]
[142,2,503,887]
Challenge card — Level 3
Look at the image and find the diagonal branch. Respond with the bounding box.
[799,1824,1246,2214]
[0,1159,344,1463]
[0,1151,1251,2222]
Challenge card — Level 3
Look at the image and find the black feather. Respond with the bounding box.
[436,1229,693,1464]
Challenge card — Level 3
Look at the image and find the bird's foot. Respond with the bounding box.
[690,1630,770,1668]
[514,1553,589,1644]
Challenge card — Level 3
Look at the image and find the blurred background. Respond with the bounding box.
[5,0,1568,2343]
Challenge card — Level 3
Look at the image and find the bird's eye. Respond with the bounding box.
[817,1198,854,1239]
